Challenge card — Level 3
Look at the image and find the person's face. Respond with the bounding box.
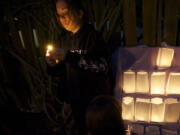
[56,0,82,33]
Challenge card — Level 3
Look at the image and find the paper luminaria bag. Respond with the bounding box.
[113,45,180,123]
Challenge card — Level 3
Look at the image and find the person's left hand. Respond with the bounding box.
[65,51,81,65]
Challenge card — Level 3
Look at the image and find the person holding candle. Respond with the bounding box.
[46,0,111,135]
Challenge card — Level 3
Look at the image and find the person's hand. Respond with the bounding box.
[46,57,57,66]
[65,51,81,68]
[45,47,65,66]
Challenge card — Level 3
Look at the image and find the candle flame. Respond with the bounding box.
[56,59,59,64]
[47,45,53,51]
[46,44,54,57]
[46,51,50,57]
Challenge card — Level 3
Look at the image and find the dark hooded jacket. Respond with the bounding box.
[47,24,110,124]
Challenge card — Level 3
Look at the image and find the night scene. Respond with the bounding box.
[0,0,180,135]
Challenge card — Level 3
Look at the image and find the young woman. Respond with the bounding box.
[46,0,111,135]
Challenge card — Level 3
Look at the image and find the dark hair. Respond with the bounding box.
[55,0,83,12]
[86,95,126,135]
[55,0,87,23]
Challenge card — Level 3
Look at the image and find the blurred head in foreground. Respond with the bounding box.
[86,95,125,135]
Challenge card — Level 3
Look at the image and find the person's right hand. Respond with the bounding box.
[46,57,57,66]
[45,47,65,66]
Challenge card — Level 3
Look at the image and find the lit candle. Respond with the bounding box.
[46,44,53,57]
[156,48,174,69]
[136,71,149,93]
[123,71,135,93]
[151,72,166,95]
[151,98,164,122]
[164,98,180,122]
[166,73,180,94]
[122,97,134,120]
[135,98,150,122]
[55,59,59,64]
